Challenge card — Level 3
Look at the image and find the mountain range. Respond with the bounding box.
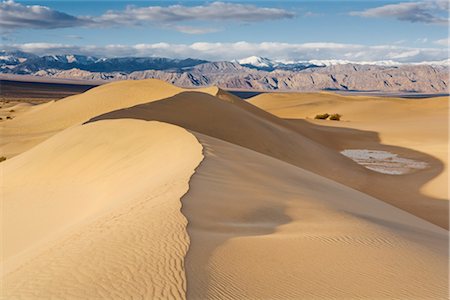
[1,50,449,93]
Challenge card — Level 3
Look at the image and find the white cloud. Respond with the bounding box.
[3,41,448,63]
[434,38,449,46]
[350,0,449,25]
[0,1,294,31]
[169,26,221,35]
[98,2,295,25]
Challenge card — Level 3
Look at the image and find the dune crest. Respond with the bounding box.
[0,79,219,158]
[1,119,203,299]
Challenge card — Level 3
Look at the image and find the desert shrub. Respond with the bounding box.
[6,116,12,119]
[0,156,6,163]
[330,113,341,121]
[314,113,330,120]
[9,109,14,113]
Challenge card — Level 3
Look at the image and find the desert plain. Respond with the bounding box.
[0,79,448,299]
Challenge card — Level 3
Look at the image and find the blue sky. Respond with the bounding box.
[1,0,448,62]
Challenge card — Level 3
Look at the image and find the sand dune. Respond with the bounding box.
[1,119,202,299]
[184,133,449,299]
[1,79,448,299]
[250,92,448,200]
[90,90,448,228]
[251,92,449,227]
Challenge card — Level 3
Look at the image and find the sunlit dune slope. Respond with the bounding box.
[183,133,449,299]
[1,119,203,299]
[89,90,448,228]
[0,79,218,157]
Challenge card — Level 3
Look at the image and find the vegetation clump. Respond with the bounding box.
[0,156,6,163]
[314,113,330,120]
[329,113,342,121]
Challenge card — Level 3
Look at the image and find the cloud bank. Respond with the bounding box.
[350,0,449,25]
[0,1,294,32]
[97,2,295,25]
[3,41,448,63]
[0,0,90,29]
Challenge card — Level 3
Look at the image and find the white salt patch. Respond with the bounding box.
[341,149,428,175]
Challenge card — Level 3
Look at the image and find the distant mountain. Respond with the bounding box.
[236,56,450,71]
[1,51,449,93]
[236,56,318,71]
[0,50,39,67]
[0,52,208,74]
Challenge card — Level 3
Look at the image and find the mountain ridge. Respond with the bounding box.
[1,51,448,93]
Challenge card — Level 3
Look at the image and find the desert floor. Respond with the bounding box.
[1,79,448,299]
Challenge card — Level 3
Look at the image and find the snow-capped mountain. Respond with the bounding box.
[0,50,38,65]
[237,56,275,68]
[236,56,318,71]
[0,52,208,74]
[41,54,98,64]
[236,56,450,70]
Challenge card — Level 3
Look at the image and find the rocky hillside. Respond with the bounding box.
[33,63,448,93]
[1,51,448,92]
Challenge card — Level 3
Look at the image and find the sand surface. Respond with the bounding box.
[250,92,448,200]
[1,119,202,299]
[0,79,217,158]
[184,133,448,299]
[1,80,448,299]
